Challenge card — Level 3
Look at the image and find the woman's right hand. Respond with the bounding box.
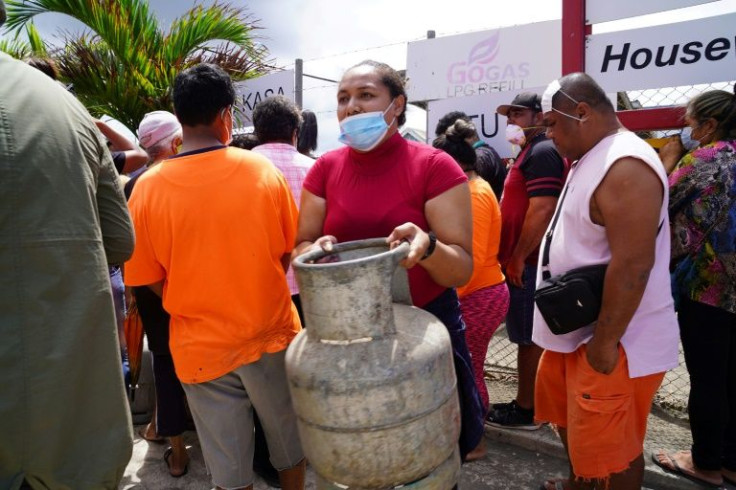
[660,136,686,175]
[293,235,339,263]
[306,235,338,255]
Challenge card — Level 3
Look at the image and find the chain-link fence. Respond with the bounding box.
[483,325,691,416]
[483,79,735,418]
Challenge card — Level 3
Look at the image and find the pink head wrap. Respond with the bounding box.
[137,111,181,148]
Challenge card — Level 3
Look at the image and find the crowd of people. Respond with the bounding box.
[2,1,736,486]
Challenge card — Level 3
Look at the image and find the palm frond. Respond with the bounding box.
[0,22,47,58]
[25,23,48,55]
[54,36,165,128]
[186,42,272,81]
[0,36,31,58]
[6,0,162,73]
[163,3,267,67]
[5,0,92,34]
[4,1,271,130]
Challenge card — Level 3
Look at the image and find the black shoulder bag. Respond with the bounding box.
[534,185,664,335]
[534,185,608,335]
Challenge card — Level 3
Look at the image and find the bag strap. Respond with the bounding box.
[540,184,666,281]
[540,184,570,280]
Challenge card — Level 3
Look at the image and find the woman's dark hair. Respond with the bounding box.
[229,133,260,150]
[25,57,59,80]
[686,84,736,140]
[432,119,477,172]
[435,111,470,137]
[347,60,407,126]
[173,63,235,127]
[297,109,318,156]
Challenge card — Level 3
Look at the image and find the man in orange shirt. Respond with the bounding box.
[125,63,305,490]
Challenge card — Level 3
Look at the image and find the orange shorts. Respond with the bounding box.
[535,344,664,480]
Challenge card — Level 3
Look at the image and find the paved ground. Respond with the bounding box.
[120,424,572,490]
[119,378,727,489]
[120,326,725,489]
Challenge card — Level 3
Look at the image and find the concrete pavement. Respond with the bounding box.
[121,423,572,490]
[120,355,723,489]
[120,410,723,489]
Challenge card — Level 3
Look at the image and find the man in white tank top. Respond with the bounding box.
[533,73,679,490]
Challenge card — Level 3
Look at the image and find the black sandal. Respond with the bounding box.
[164,447,189,478]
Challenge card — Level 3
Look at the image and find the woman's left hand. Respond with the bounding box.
[387,222,430,269]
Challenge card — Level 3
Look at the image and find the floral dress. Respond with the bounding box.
[668,140,736,313]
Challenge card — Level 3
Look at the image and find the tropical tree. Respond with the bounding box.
[3,0,271,129]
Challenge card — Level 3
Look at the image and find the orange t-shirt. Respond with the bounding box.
[125,147,301,384]
[456,177,505,298]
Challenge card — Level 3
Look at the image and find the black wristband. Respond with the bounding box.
[421,232,437,261]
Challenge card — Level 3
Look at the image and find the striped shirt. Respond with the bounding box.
[498,134,567,266]
[253,143,314,294]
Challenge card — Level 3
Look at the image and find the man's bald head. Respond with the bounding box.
[553,72,614,115]
[541,72,622,161]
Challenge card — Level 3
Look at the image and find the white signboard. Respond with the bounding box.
[586,0,718,24]
[587,13,736,92]
[427,88,545,159]
[406,21,561,102]
[233,70,294,128]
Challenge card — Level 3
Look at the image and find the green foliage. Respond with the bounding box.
[0,22,47,58]
[3,0,271,129]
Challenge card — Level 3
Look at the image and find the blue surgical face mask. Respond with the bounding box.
[679,126,700,151]
[338,100,396,152]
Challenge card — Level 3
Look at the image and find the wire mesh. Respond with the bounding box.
[483,324,690,417]
[625,81,734,109]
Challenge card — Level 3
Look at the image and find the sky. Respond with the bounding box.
[5,0,736,152]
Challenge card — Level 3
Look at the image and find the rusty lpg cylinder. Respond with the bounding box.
[286,238,460,490]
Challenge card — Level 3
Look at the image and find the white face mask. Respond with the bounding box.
[542,79,585,122]
[505,124,526,146]
[506,123,547,147]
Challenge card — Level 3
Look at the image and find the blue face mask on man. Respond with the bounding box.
[338,100,396,152]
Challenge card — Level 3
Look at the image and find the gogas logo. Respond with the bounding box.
[600,37,735,72]
[446,32,529,96]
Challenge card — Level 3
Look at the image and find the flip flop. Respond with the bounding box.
[651,450,723,488]
[164,447,189,478]
[539,478,566,490]
[137,426,165,444]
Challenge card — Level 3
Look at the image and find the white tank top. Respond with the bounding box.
[532,131,679,378]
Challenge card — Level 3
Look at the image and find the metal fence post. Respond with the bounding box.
[295,58,303,109]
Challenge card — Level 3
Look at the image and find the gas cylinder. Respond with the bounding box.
[286,238,460,489]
